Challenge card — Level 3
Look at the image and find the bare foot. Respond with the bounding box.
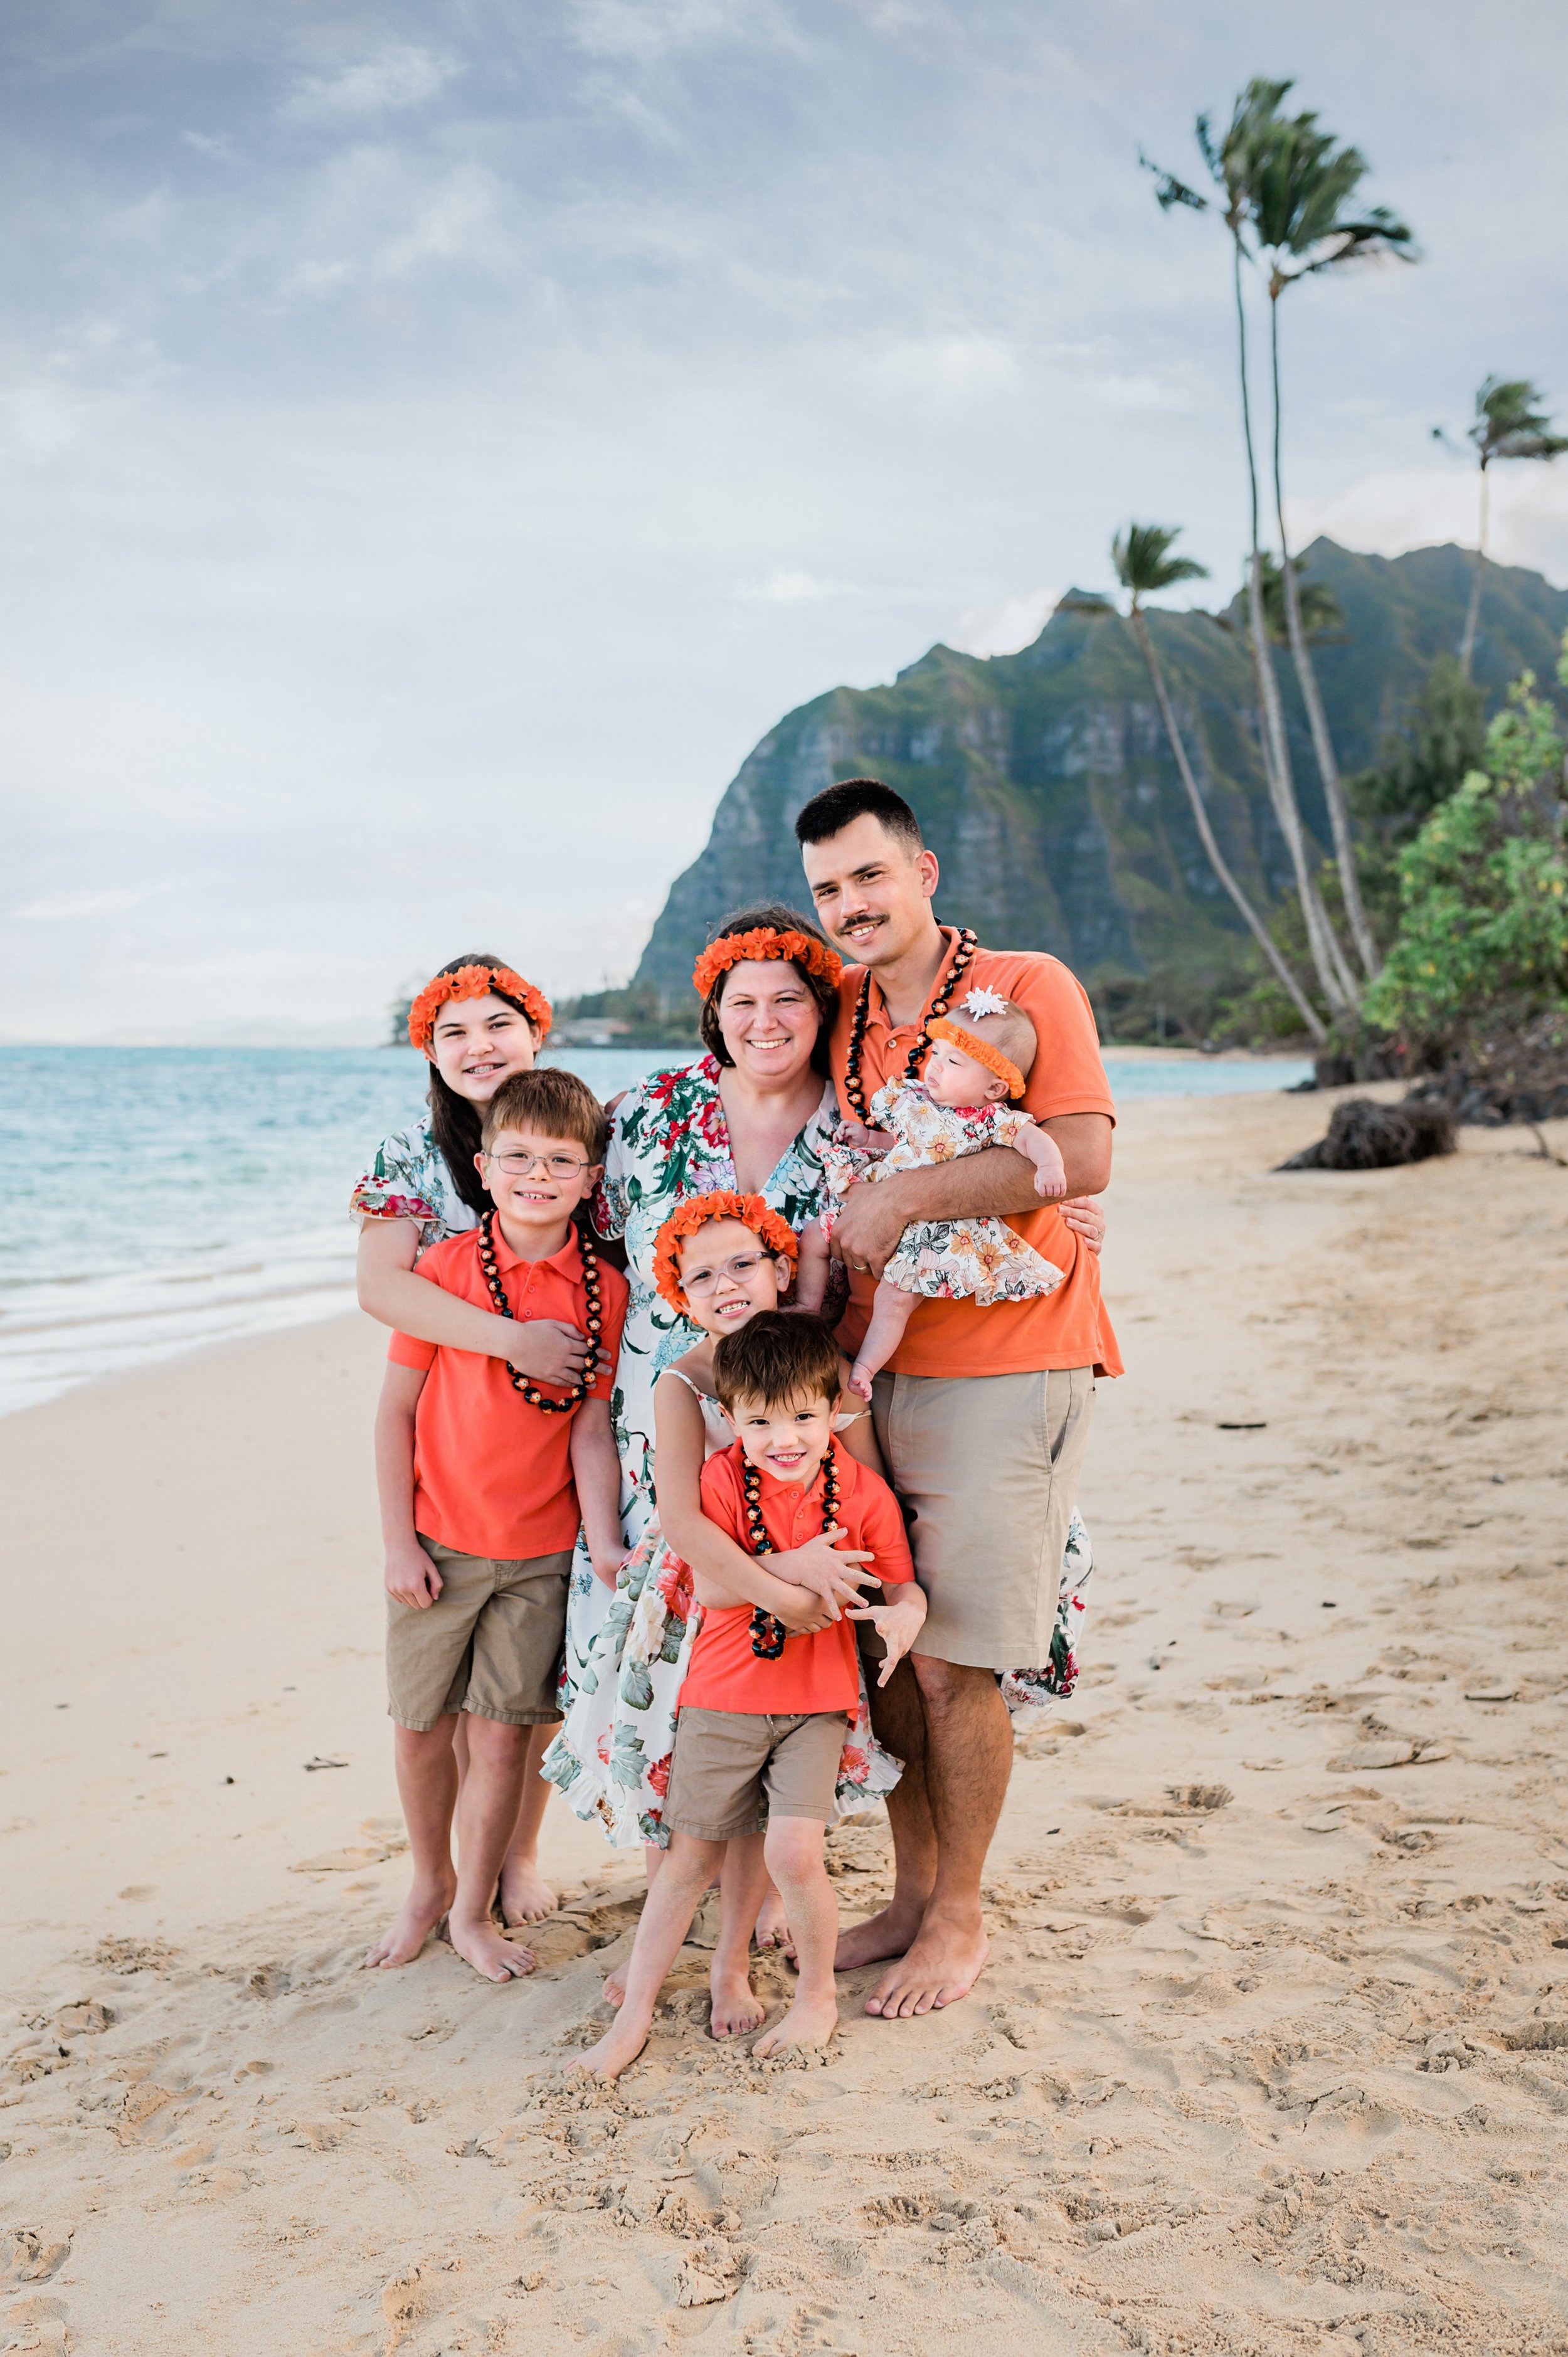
[448,1910,534,1983]
[364,1873,456,1969]
[709,1963,766,2038]
[833,1897,925,1974]
[498,1853,558,1926]
[752,1990,839,2057]
[862,1917,989,2018]
[755,1888,794,1956]
[849,1361,875,1403]
[600,1965,627,2008]
[569,2016,649,2080]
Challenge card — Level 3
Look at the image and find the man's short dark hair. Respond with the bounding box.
[712,1311,841,1415]
[793,778,924,854]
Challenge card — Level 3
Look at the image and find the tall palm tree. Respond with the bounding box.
[1111,523,1327,1045]
[1439,379,1567,679]
[1144,85,1358,1024]
[1249,98,1415,981]
[1256,551,1343,644]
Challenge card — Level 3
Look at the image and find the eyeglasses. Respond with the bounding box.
[682,1250,775,1297]
[485,1150,592,1179]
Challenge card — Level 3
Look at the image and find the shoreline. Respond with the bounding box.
[3,1086,1565,2350]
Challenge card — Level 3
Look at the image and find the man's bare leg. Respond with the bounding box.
[447,1715,535,1982]
[366,1719,459,1968]
[862,1658,1009,2018]
[834,1658,936,1971]
[497,1720,560,1925]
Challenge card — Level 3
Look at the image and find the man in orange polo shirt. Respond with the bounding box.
[796,776,1120,2021]
[366,1067,628,1988]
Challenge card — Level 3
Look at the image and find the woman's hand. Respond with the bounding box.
[1059,1196,1106,1254]
[385,1542,441,1610]
[770,1528,878,1618]
[768,1581,839,1637]
[506,1319,593,1386]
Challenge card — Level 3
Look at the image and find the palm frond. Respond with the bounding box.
[1140,149,1206,213]
[1470,376,1567,464]
[1111,522,1210,601]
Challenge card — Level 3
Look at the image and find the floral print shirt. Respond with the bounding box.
[593,1053,839,1552]
[349,1110,475,1258]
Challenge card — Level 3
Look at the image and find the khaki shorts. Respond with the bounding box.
[663,1708,849,1840]
[386,1540,571,1731]
[872,1365,1094,1671]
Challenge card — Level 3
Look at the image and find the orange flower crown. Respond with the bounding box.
[691,926,843,1000]
[408,963,553,1054]
[928,1017,1027,1101]
[652,1192,799,1312]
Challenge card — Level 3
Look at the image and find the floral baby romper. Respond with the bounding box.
[542,1370,901,1846]
[820,1078,1066,1305]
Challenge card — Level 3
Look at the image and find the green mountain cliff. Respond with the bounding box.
[634,540,1568,1029]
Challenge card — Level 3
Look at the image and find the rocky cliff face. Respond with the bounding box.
[636,540,1568,991]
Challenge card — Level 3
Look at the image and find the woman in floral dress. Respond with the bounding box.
[546,906,848,1853]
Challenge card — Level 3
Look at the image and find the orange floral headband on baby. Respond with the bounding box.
[652,1192,799,1311]
[691,926,844,999]
[408,963,553,1054]
[928,1014,1027,1100]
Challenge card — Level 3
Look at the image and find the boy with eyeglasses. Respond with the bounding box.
[366,1067,628,1985]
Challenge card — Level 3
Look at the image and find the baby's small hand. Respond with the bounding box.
[1034,1157,1067,1199]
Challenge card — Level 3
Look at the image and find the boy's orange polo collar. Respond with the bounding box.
[485,1224,586,1281]
[751,1456,831,1510]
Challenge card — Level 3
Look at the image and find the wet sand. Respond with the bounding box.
[3,1086,1566,2355]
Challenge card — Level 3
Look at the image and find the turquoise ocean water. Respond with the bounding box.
[0,1042,1310,1416]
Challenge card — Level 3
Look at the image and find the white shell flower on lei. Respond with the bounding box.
[961,985,1008,1019]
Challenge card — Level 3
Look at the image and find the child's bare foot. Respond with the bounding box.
[709,1962,766,2038]
[751,1991,839,2057]
[600,1964,627,2008]
[849,1360,875,1403]
[498,1854,558,1926]
[569,2016,649,2080]
[755,1888,794,1956]
[364,1872,455,1969]
[448,1909,534,1983]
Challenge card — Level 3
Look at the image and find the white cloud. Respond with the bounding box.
[949,588,1062,660]
[870,332,1019,403]
[1286,463,1568,588]
[282,45,460,127]
[570,0,795,64]
[738,569,854,605]
[13,888,157,923]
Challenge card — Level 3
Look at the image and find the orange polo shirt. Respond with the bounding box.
[828,930,1122,1380]
[388,1222,628,1560]
[681,1443,915,1716]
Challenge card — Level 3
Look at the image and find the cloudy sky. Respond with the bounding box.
[4,0,1566,1041]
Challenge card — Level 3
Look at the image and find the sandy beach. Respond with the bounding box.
[4,1085,1567,2357]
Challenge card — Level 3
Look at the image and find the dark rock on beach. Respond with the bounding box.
[1276,1098,1457,1172]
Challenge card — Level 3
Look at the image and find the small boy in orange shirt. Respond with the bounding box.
[575,1313,924,2077]
[366,1068,628,1985]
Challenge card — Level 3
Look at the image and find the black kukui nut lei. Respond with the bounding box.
[841,926,978,1121]
[477,1208,601,1412]
[740,1439,840,1660]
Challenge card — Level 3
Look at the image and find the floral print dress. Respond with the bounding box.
[541,1054,904,1846]
[822,1080,1066,1304]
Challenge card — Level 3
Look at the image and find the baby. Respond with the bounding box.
[798,988,1069,1399]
